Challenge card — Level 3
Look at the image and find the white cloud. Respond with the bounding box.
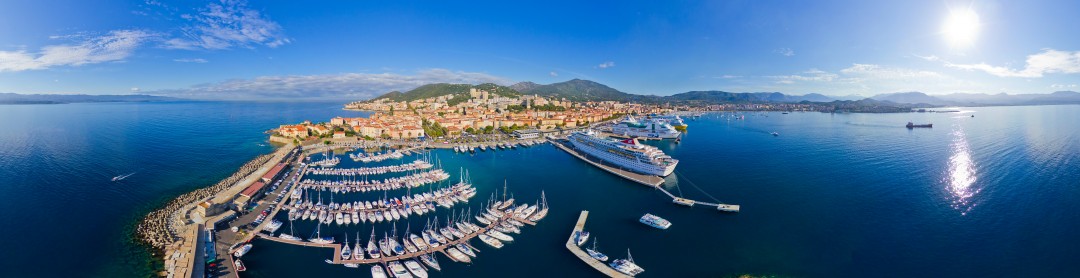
[840,64,945,79]
[549,71,558,77]
[769,68,838,83]
[914,54,940,61]
[163,0,289,50]
[716,75,741,79]
[150,68,512,100]
[0,30,155,72]
[597,61,615,69]
[776,48,795,57]
[1050,84,1077,89]
[173,58,208,63]
[131,87,141,92]
[944,49,1080,78]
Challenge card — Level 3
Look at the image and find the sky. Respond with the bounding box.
[1,0,1078,100]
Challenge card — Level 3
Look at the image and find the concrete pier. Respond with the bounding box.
[566,211,630,278]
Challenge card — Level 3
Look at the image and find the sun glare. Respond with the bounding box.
[942,7,981,49]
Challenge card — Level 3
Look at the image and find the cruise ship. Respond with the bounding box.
[610,116,680,139]
[569,130,679,176]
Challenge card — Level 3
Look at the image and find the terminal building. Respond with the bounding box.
[513,129,542,139]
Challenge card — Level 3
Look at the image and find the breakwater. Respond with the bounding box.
[136,153,275,250]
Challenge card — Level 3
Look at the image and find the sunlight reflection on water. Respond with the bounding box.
[944,127,979,215]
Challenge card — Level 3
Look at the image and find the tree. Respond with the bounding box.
[465,127,475,134]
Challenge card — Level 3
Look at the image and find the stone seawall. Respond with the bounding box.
[135,153,274,250]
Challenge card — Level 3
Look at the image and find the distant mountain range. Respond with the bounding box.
[363,78,1080,107]
[0,93,180,104]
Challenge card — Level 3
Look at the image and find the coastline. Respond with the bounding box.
[135,143,295,277]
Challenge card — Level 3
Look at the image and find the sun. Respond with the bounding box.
[942,7,981,49]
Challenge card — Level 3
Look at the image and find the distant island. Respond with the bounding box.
[0,93,180,105]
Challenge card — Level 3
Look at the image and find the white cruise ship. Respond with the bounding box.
[610,116,680,139]
[569,130,678,176]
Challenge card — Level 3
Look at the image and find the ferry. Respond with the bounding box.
[650,114,688,131]
[611,116,680,139]
[569,130,679,176]
[609,249,645,276]
[639,213,671,229]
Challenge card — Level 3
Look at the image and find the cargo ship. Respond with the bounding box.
[906,122,933,128]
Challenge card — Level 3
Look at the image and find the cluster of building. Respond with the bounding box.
[277,87,670,141]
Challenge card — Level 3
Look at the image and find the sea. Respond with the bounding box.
[1,102,1078,277]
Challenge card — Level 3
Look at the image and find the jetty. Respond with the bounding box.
[551,138,741,212]
[256,207,537,265]
[566,211,631,278]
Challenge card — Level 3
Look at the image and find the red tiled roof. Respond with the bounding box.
[261,164,286,181]
[240,181,266,197]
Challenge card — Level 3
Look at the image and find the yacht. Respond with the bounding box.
[609,249,645,276]
[404,259,429,278]
[574,231,590,246]
[387,261,413,278]
[370,265,388,278]
[569,130,678,176]
[639,213,672,229]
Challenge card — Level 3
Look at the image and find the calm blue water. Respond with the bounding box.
[2,103,1079,277]
[0,102,368,277]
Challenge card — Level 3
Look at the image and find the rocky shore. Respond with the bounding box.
[136,153,274,250]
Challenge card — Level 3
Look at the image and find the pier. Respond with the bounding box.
[551,138,741,212]
[255,209,536,265]
[566,211,631,278]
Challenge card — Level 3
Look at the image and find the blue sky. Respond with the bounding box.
[1,0,1078,100]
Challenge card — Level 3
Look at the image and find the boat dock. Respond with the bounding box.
[552,139,740,212]
[550,139,664,187]
[566,211,630,278]
[256,211,536,265]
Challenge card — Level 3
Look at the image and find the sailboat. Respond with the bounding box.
[529,190,549,222]
[609,249,645,276]
[586,237,609,262]
[341,234,352,260]
[366,227,381,259]
[354,231,365,260]
[308,222,334,244]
